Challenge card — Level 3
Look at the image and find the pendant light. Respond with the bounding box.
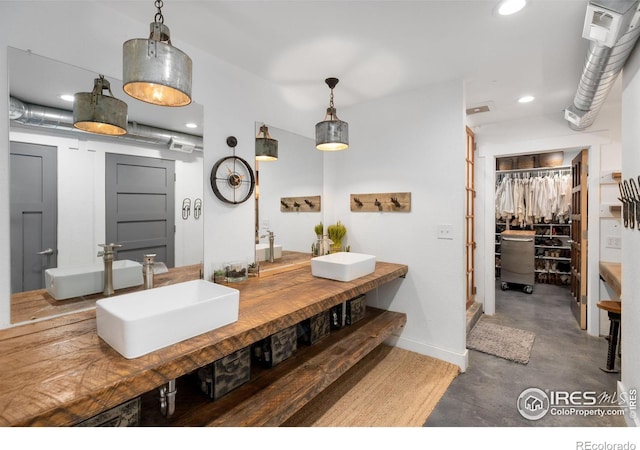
[255,124,278,161]
[73,75,128,136]
[315,77,349,151]
[123,0,192,107]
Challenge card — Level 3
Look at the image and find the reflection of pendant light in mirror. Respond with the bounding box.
[73,75,128,136]
[315,77,349,151]
[122,0,192,107]
[255,125,278,161]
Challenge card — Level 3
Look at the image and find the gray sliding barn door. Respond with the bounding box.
[105,153,175,267]
[10,141,58,293]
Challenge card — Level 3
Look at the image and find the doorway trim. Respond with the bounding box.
[477,131,607,337]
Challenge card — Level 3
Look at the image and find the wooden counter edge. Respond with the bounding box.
[599,261,622,299]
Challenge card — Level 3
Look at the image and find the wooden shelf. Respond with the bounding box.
[140,308,406,426]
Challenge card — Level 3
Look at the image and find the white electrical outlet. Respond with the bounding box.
[261,219,270,230]
[437,224,453,240]
[606,236,621,249]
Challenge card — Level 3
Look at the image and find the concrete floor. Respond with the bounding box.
[425,282,626,427]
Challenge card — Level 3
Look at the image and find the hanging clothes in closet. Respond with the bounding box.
[495,169,572,226]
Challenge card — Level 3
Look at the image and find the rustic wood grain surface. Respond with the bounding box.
[0,261,408,426]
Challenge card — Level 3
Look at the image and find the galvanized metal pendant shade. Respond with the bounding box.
[315,77,348,151]
[73,75,128,136]
[122,2,192,107]
[255,125,278,161]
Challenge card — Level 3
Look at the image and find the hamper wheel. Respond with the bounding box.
[501,282,509,291]
[523,285,533,294]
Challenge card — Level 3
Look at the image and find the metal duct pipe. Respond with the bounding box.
[567,2,640,130]
[9,96,203,151]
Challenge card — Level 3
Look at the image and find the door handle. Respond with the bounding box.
[37,248,54,256]
[502,237,533,242]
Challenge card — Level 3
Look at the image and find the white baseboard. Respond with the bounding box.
[385,335,468,372]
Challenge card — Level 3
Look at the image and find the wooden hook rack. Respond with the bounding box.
[280,195,321,212]
[350,192,411,212]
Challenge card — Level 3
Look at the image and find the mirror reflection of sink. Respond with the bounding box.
[96,279,240,359]
[311,252,376,282]
[44,260,143,300]
[255,243,283,262]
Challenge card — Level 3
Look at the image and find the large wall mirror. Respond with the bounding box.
[8,47,204,324]
[254,123,323,273]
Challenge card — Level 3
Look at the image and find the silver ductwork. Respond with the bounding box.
[566,0,640,130]
[9,96,203,151]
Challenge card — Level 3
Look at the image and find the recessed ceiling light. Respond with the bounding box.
[59,94,75,102]
[518,95,535,103]
[498,0,527,16]
[185,122,198,129]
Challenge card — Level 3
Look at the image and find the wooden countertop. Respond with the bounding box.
[599,261,622,299]
[0,261,408,426]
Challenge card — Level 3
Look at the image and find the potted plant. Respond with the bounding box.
[327,221,347,253]
[212,268,226,283]
[248,261,259,276]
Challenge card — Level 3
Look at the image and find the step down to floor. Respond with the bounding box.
[466,302,483,335]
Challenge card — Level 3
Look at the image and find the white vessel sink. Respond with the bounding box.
[311,252,376,282]
[255,243,283,262]
[96,279,239,359]
[45,260,143,300]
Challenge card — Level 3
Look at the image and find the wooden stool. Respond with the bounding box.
[597,301,621,373]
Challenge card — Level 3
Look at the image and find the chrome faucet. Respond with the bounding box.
[143,254,156,289]
[98,243,122,296]
[260,230,275,263]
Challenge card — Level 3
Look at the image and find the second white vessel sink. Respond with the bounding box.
[311,252,376,282]
[45,260,143,300]
[255,243,283,262]
[96,279,240,359]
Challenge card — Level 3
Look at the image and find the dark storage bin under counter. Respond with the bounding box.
[346,294,367,325]
[297,310,331,345]
[197,346,251,400]
[252,325,297,368]
[75,397,141,427]
[329,294,367,329]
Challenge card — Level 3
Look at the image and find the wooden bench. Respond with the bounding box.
[141,307,406,426]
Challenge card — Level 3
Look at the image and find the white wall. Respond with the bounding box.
[620,42,640,427]
[325,80,469,370]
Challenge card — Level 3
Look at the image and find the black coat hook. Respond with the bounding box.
[391,197,401,207]
[305,199,314,208]
[293,201,301,208]
[353,197,363,207]
[280,200,289,209]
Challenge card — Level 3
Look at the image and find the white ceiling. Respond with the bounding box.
[104,0,596,130]
[10,1,603,135]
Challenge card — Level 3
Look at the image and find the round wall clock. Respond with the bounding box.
[210,137,256,204]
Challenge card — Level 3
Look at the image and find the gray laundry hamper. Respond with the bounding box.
[500,230,535,294]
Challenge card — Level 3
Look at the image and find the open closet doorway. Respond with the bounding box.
[494,150,578,314]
